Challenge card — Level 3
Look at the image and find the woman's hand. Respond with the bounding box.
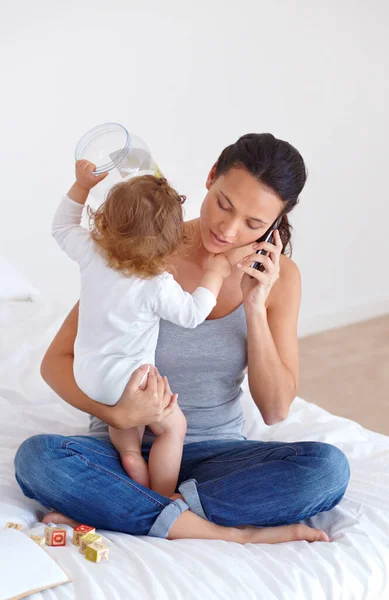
[237,229,283,315]
[113,365,179,430]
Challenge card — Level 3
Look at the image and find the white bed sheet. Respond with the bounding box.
[0,299,388,600]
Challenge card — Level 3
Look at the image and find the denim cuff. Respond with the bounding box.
[148,499,189,539]
[178,479,208,520]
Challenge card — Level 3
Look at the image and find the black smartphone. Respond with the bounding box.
[250,216,283,272]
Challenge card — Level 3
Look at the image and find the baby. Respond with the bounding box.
[52,159,231,497]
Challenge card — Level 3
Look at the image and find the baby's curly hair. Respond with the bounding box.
[88,175,186,278]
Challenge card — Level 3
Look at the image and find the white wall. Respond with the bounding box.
[1,0,388,336]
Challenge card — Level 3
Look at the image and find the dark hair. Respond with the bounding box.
[214,133,307,256]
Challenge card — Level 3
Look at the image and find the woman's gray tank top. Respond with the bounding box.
[88,303,248,444]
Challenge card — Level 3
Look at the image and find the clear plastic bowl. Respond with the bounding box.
[75,122,131,175]
[74,123,162,206]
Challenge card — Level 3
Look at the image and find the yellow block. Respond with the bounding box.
[5,522,23,531]
[30,535,45,546]
[85,541,109,563]
[79,533,102,554]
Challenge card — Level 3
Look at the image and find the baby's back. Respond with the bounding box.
[74,251,161,405]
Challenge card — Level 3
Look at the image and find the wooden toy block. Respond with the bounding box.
[5,522,23,531]
[72,524,96,546]
[79,532,102,554]
[45,526,66,546]
[85,540,109,563]
[29,535,45,546]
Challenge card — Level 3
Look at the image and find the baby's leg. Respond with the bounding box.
[148,405,187,497]
[109,425,150,488]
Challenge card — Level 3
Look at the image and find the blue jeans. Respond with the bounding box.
[14,435,350,538]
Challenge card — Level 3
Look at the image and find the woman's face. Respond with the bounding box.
[200,166,285,253]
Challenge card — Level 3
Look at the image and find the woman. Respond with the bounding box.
[14,133,350,544]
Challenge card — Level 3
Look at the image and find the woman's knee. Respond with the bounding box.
[293,441,350,515]
[14,434,64,498]
[316,442,350,493]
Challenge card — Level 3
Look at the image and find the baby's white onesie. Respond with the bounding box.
[52,196,216,405]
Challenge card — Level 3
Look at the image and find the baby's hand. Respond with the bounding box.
[207,253,232,279]
[75,160,108,190]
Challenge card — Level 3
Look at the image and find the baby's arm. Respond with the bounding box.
[52,160,108,265]
[152,254,232,328]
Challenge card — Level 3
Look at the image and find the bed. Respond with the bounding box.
[1,295,389,600]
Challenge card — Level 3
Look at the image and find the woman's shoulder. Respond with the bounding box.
[267,254,301,310]
[279,253,301,281]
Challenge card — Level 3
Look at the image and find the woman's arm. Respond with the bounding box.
[40,303,178,429]
[245,256,301,425]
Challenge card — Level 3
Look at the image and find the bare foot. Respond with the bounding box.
[121,451,151,488]
[239,523,330,544]
[42,511,80,528]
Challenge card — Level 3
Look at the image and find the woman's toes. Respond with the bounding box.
[42,511,80,528]
[293,524,330,543]
[319,530,330,542]
[242,523,331,545]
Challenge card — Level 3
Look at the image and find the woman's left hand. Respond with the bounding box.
[238,229,283,315]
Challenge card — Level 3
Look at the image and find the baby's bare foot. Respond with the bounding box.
[121,451,151,488]
[239,523,330,544]
[42,511,80,528]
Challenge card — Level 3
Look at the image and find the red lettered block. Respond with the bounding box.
[45,526,66,546]
[73,524,96,546]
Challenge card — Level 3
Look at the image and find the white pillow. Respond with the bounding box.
[0,256,40,301]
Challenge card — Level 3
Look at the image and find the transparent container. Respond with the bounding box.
[75,123,163,206]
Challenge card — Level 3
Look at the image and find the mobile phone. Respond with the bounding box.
[250,216,283,272]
